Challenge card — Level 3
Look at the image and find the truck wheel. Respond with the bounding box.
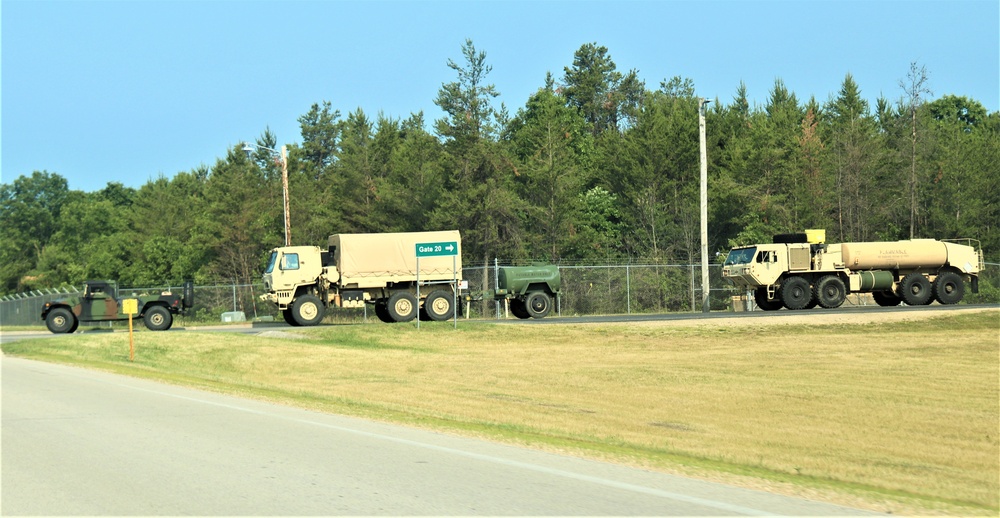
[143,306,173,331]
[387,292,418,322]
[933,271,964,305]
[753,287,782,311]
[780,277,812,310]
[374,300,394,323]
[526,291,552,319]
[45,307,77,334]
[897,273,932,306]
[182,280,194,309]
[424,290,454,321]
[509,299,531,319]
[814,275,846,309]
[291,295,325,326]
[872,290,901,307]
[281,310,300,326]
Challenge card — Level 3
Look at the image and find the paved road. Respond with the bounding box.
[1,356,882,516]
[505,301,999,324]
[5,303,995,344]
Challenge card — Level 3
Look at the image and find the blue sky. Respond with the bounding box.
[3,0,998,193]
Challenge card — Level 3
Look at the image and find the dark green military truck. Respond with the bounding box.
[41,280,193,333]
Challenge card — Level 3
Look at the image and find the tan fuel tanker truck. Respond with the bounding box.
[722,230,984,310]
[261,230,462,325]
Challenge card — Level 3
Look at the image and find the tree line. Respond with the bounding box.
[2,40,998,294]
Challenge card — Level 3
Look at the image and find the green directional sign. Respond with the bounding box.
[415,241,458,257]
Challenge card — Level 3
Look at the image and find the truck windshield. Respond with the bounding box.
[724,247,757,266]
[265,251,278,274]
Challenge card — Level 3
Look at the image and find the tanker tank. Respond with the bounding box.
[841,239,948,270]
[498,265,560,294]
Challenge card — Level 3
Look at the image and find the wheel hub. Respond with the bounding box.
[394,300,412,315]
[431,298,449,315]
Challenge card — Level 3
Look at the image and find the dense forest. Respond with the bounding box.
[2,40,998,294]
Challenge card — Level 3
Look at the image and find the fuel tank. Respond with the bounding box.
[841,239,948,270]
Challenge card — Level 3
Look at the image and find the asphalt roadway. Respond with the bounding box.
[8,305,988,515]
[499,300,999,324]
[1,354,885,516]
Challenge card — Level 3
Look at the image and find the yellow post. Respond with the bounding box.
[128,314,134,362]
[123,299,138,362]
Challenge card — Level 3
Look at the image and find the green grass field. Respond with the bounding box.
[3,308,998,515]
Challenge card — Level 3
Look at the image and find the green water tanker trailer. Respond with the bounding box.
[488,264,561,319]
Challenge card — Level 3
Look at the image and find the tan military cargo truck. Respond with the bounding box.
[722,230,984,310]
[261,230,462,325]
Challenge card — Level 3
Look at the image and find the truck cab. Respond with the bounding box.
[263,246,331,300]
[81,280,121,321]
[262,245,343,326]
[723,244,786,288]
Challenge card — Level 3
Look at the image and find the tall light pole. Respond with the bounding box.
[699,98,712,313]
[243,142,291,246]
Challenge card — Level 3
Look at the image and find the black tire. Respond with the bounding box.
[872,290,901,307]
[45,307,77,334]
[753,287,783,311]
[897,273,932,306]
[814,275,847,309]
[525,291,552,319]
[373,300,394,323]
[182,280,194,309]
[291,295,325,326]
[509,298,531,319]
[387,292,418,322]
[143,306,173,331]
[282,310,299,326]
[780,276,813,310]
[423,290,454,321]
[933,271,964,305]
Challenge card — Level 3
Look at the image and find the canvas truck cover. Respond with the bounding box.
[329,230,463,287]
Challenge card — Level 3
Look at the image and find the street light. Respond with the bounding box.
[698,98,712,313]
[243,142,291,247]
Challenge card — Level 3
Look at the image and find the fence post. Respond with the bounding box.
[689,264,695,312]
[557,266,562,317]
[626,265,631,315]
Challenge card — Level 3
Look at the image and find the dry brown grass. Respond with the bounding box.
[4,307,998,515]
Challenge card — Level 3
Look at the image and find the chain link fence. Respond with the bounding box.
[3,263,998,327]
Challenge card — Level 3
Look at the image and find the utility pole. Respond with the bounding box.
[243,142,292,247]
[280,145,291,246]
[699,98,711,313]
